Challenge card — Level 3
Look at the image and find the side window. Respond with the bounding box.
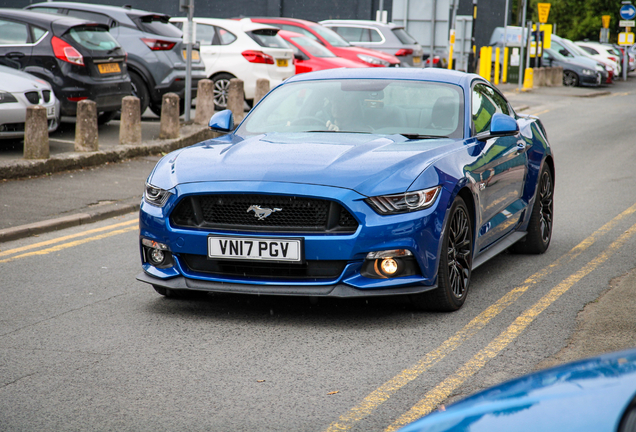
[551,41,572,58]
[472,83,508,134]
[28,7,61,14]
[65,10,111,26]
[196,23,216,45]
[217,27,236,45]
[370,28,383,42]
[32,26,47,43]
[333,26,364,42]
[0,19,29,44]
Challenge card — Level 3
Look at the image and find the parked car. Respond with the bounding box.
[248,17,400,68]
[603,43,636,72]
[576,41,621,75]
[277,30,366,74]
[0,9,131,123]
[320,20,428,67]
[137,68,554,312]
[548,35,608,85]
[543,48,603,86]
[26,2,207,116]
[399,348,636,432]
[170,17,294,111]
[0,65,59,139]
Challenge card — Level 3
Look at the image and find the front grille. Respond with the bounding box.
[25,91,39,104]
[171,194,358,233]
[0,123,24,132]
[42,90,51,103]
[182,254,347,281]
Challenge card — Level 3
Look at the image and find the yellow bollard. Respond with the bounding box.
[494,47,501,85]
[447,29,455,70]
[485,46,493,81]
[502,47,509,83]
[479,47,488,79]
[523,67,534,90]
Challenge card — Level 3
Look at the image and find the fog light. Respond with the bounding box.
[380,258,399,275]
[149,248,165,265]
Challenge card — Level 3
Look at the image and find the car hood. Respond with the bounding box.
[399,348,636,432]
[150,132,460,197]
[340,45,401,63]
[0,66,51,93]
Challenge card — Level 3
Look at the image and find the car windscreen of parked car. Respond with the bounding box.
[238,79,464,138]
[392,28,418,45]
[290,35,336,57]
[309,24,351,47]
[133,14,182,37]
[68,26,119,51]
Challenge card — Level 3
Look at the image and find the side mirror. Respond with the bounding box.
[476,113,519,141]
[208,109,234,132]
[294,52,308,61]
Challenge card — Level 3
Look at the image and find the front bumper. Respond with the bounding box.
[138,181,447,297]
[0,92,59,139]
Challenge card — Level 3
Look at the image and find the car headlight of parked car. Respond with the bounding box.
[144,183,172,207]
[357,54,390,67]
[365,186,441,214]
[581,68,595,75]
[0,92,18,104]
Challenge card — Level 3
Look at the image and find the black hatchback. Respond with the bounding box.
[0,9,131,122]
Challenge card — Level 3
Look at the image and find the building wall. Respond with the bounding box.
[457,0,513,51]
[5,0,393,22]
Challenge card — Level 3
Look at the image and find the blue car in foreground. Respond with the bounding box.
[137,68,554,311]
[399,348,636,432]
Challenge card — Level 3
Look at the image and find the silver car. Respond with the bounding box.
[0,66,59,140]
[319,19,424,67]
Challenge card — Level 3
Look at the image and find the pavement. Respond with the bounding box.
[1,78,635,371]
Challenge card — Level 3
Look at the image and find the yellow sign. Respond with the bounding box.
[532,24,552,49]
[537,3,551,23]
[618,32,635,45]
[602,15,611,29]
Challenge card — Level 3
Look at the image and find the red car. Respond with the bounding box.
[248,17,400,68]
[278,30,366,73]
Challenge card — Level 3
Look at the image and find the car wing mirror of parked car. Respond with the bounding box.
[476,113,519,141]
[209,109,234,132]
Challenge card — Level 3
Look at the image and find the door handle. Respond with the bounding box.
[6,52,25,58]
[516,142,527,154]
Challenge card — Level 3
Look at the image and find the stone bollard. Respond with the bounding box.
[119,96,142,145]
[532,68,545,87]
[554,67,563,87]
[75,99,98,152]
[254,78,270,106]
[227,78,245,124]
[24,105,49,159]
[194,79,215,125]
[159,93,180,139]
[544,67,554,87]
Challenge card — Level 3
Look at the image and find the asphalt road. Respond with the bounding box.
[2,79,636,431]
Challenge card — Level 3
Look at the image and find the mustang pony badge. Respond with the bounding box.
[247,205,282,220]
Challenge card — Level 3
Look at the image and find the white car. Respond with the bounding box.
[170,17,294,110]
[575,41,621,75]
[0,66,59,140]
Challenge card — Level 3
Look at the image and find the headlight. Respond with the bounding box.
[581,69,595,75]
[0,92,18,104]
[365,186,441,215]
[144,183,172,207]
[357,54,390,66]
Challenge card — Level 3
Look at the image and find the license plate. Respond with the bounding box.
[46,106,55,117]
[182,50,201,61]
[276,58,289,67]
[97,63,121,74]
[413,56,422,64]
[208,235,302,262]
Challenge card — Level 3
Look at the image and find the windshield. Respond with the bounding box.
[238,79,464,138]
[291,35,335,57]
[392,28,418,45]
[310,25,351,47]
[68,26,119,51]
[133,15,182,37]
[562,39,588,56]
[247,29,288,48]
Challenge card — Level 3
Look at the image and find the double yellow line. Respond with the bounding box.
[326,202,636,432]
[0,218,138,264]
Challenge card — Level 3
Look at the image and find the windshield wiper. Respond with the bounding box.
[399,133,449,140]
[305,130,371,134]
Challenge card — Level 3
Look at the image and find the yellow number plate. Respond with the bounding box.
[182,50,201,61]
[276,58,289,67]
[413,56,422,64]
[97,63,121,74]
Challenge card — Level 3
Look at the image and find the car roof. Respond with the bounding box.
[320,19,399,29]
[28,2,170,20]
[285,67,472,87]
[171,17,277,32]
[248,17,318,26]
[0,8,96,28]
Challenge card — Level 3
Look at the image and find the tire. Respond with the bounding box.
[411,196,473,312]
[97,110,118,125]
[510,165,554,254]
[212,73,235,111]
[129,71,150,115]
[563,70,579,87]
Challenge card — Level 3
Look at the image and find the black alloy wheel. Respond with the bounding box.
[510,165,554,254]
[563,70,579,87]
[411,196,473,312]
[129,71,150,115]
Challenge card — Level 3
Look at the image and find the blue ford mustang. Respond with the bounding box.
[137,68,554,311]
